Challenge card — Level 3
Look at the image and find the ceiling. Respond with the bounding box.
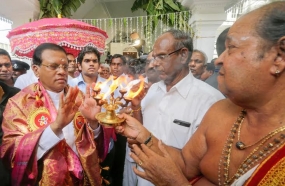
[0,0,146,29]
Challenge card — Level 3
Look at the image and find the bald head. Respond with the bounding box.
[251,2,285,49]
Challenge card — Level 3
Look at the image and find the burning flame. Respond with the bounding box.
[94,82,102,91]
[102,76,128,100]
[100,77,112,89]
[126,76,145,99]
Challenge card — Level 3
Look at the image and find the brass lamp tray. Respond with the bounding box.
[95,112,125,128]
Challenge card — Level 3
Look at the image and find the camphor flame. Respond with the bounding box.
[94,77,112,92]
[103,76,128,100]
[126,75,145,99]
[94,82,102,91]
[119,84,126,91]
[100,76,112,89]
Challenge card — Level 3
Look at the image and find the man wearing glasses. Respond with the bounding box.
[0,49,15,86]
[1,43,109,185]
[128,29,224,186]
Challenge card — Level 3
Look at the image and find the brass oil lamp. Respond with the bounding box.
[93,77,144,128]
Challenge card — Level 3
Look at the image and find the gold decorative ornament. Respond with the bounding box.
[93,76,145,128]
[218,110,285,185]
[236,117,285,150]
[27,107,51,131]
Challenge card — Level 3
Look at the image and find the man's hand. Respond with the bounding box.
[130,81,148,107]
[79,84,101,129]
[127,138,140,152]
[115,113,149,142]
[130,141,189,186]
[118,106,132,115]
[51,87,81,135]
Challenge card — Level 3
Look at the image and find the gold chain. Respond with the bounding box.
[236,117,285,150]
[218,110,285,185]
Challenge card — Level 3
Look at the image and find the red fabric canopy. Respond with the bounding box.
[7,18,108,59]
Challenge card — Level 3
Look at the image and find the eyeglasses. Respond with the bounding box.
[0,63,12,68]
[153,48,183,62]
[41,64,68,71]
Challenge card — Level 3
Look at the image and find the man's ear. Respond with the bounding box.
[278,36,285,58]
[271,37,285,76]
[180,48,189,65]
[32,65,40,78]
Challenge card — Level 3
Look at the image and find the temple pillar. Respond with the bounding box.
[179,0,232,61]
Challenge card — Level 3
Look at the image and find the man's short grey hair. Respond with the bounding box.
[101,63,111,71]
[164,29,193,52]
[193,49,208,65]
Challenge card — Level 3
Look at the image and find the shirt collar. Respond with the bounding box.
[76,73,85,86]
[46,89,63,100]
[77,73,106,85]
[157,73,194,99]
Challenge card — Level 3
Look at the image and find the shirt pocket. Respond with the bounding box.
[167,119,191,149]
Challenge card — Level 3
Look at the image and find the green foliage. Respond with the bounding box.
[39,0,86,18]
[131,0,193,36]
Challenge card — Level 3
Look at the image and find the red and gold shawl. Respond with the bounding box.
[0,83,107,186]
[245,142,285,185]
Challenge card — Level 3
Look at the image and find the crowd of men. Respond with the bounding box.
[0,2,284,186]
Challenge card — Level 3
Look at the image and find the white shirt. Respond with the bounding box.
[68,75,74,81]
[36,90,100,160]
[137,73,225,186]
[14,70,38,89]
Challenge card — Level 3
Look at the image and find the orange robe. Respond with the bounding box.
[0,83,105,186]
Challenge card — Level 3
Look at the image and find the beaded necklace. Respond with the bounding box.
[218,110,285,185]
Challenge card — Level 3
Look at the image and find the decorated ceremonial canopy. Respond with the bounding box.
[7,18,108,59]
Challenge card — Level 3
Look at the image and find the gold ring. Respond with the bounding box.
[138,161,143,166]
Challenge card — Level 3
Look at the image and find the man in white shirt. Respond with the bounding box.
[1,43,108,185]
[109,54,131,83]
[189,49,207,80]
[99,63,111,79]
[126,29,224,186]
[110,54,127,79]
